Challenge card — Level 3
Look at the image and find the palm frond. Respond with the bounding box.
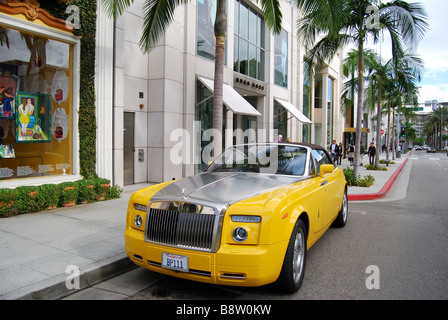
[140,0,189,52]
[379,0,429,48]
[100,0,135,18]
[259,0,283,34]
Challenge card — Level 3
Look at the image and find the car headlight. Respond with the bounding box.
[134,203,147,212]
[228,215,262,244]
[231,215,261,223]
[134,214,143,228]
[233,227,248,242]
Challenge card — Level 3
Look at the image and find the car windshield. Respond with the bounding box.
[205,144,308,176]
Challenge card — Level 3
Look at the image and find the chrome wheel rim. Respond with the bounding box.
[292,229,305,282]
[342,192,348,223]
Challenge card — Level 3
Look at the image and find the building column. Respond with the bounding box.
[95,6,114,183]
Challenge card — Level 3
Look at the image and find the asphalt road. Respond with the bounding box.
[63,151,448,301]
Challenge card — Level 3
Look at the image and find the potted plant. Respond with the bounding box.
[76,179,96,204]
[16,186,41,214]
[0,188,18,217]
[94,178,111,201]
[58,182,79,207]
[35,184,60,210]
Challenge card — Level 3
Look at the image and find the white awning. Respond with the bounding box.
[198,76,261,117]
[275,98,313,124]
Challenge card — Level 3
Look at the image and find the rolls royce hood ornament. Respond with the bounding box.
[181,188,188,200]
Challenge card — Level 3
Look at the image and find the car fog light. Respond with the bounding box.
[233,227,248,242]
[134,215,143,228]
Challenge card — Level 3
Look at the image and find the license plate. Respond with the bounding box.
[162,252,189,272]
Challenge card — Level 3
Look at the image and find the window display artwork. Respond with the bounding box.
[51,70,69,105]
[51,107,69,142]
[0,69,19,119]
[15,92,52,143]
[0,144,15,158]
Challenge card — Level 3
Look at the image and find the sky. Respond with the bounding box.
[350,0,448,107]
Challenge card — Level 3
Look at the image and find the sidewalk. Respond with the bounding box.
[0,151,410,300]
[342,151,410,201]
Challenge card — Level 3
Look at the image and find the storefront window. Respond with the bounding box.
[0,25,73,180]
[274,100,287,142]
[195,80,226,173]
[274,29,288,88]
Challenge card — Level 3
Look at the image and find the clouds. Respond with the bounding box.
[362,0,448,103]
[410,0,448,102]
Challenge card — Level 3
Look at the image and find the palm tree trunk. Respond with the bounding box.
[386,105,390,160]
[211,0,227,158]
[354,41,364,177]
[392,110,396,160]
[375,87,381,167]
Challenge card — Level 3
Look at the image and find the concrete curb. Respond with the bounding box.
[347,158,409,201]
[1,254,137,300]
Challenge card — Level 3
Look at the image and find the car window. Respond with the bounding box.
[312,149,332,173]
[206,144,308,176]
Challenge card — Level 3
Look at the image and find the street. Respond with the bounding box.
[63,151,448,300]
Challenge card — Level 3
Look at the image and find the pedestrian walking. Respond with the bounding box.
[348,143,355,165]
[330,140,338,164]
[337,142,343,165]
[368,142,376,165]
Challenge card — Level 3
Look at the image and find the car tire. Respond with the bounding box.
[276,219,307,293]
[332,188,348,228]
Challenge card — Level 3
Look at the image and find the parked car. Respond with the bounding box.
[427,147,436,153]
[124,143,348,293]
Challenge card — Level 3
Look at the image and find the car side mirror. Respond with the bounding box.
[319,164,334,177]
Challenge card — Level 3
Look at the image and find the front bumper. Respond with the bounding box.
[125,228,288,287]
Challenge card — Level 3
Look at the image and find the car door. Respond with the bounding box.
[312,149,340,227]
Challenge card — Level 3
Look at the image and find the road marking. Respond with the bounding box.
[350,210,368,215]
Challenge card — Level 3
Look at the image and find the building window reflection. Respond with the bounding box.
[233,0,265,81]
[274,29,288,88]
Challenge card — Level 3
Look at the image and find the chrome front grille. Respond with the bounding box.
[145,204,221,252]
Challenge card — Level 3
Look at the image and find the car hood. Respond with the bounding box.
[150,172,303,210]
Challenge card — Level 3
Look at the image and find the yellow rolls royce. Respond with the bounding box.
[125,143,347,293]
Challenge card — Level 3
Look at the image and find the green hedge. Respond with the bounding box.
[0,179,122,218]
[43,0,98,179]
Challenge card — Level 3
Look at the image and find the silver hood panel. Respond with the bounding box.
[151,172,303,210]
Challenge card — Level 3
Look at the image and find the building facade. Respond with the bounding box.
[0,0,345,188]
[110,0,345,186]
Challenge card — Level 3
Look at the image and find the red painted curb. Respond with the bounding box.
[347,158,409,201]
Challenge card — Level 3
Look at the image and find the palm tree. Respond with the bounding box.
[424,106,448,149]
[296,0,428,177]
[365,48,422,163]
[100,0,283,156]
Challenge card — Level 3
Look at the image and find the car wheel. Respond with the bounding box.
[332,188,348,228]
[277,219,307,293]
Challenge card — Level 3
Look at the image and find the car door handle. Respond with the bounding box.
[320,180,328,186]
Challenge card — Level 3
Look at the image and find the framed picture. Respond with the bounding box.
[0,68,19,120]
[15,92,52,143]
